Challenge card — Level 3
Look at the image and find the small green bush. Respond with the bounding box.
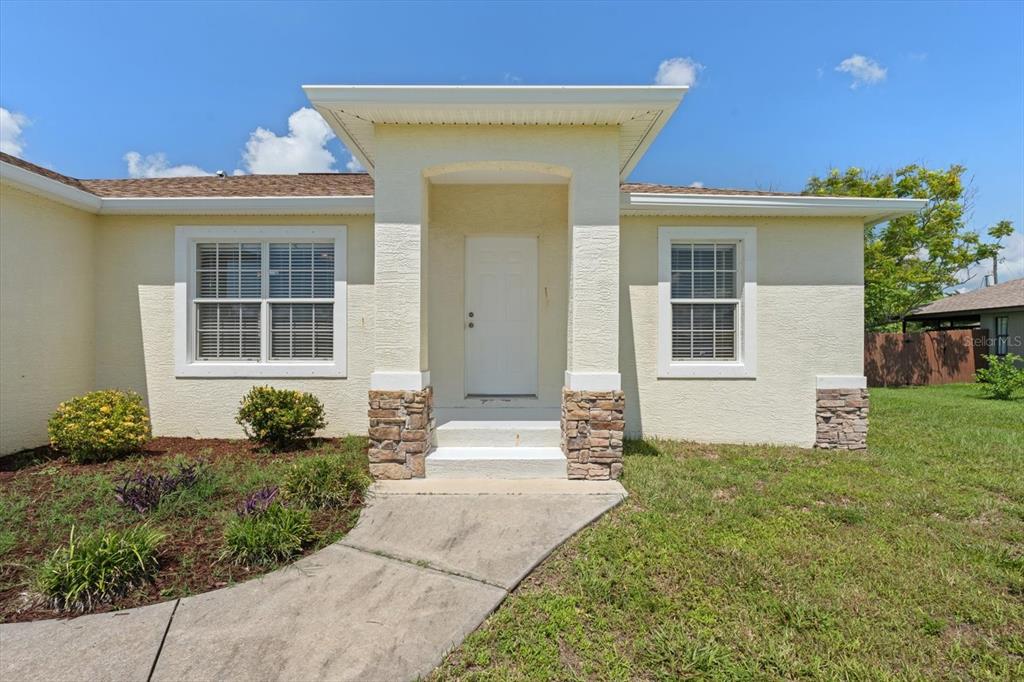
[976,353,1024,400]
[36,525,164,612]
[223,503,315,567]
[235,386,327,450]
[48,390,151,463]
[281,453,371,509]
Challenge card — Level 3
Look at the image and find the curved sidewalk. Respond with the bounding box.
[0,480,625,682]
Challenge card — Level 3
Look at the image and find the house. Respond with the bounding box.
[0,85,926,477]
[904,278,1024,359]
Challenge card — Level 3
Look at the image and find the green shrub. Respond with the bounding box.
[36,525,164,612]
[235,386,327,450]
[223,503,315,567]
[281,453,371,509]
[48,390,151,463]
[976,354,1024,400]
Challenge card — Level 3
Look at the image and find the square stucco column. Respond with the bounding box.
[563,168,624,479]
[367,161,433,479]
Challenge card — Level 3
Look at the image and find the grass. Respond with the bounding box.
[0,436,369,621]
[433,384,1024,681]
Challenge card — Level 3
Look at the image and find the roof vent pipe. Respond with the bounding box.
[216,170,226,178]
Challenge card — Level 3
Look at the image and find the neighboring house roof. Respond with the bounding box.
[0,151,927,221]
[906,279,1024,318]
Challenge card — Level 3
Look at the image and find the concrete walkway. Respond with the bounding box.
[0,480,625,682]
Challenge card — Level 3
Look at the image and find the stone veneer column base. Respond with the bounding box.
[814,388,868,450]
[561,388,625,480]
[367,387,434,479]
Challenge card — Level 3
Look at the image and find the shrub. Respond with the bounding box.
[281,453,371,509]
[976,354,1024,400]
[223,502,314,567]
[235,386,327,450]
[48,390,151,463]
[114,461,204,514]
[36,525,164,612]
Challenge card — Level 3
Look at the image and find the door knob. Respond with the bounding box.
[468,322,475,328]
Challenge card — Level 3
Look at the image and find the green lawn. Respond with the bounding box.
[433,384,1024,681]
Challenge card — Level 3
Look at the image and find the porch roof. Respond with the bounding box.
[302,85,687,180]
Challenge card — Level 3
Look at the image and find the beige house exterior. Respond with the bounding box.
[0,86,925,478]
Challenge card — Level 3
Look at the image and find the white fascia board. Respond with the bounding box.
[0,160,102,212]
[302,84,688,107]
[622,192,926,223]
[99,195,374,216]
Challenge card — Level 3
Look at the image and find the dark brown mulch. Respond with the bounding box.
[0,437,366,623]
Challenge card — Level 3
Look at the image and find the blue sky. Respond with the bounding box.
[1,0,1022,279]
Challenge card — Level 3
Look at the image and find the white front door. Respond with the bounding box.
[465,235,538,396]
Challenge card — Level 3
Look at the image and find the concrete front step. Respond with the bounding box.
[435,420,560,448]
[426,447,567,479]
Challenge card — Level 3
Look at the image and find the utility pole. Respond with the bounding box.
[992,254,998,285]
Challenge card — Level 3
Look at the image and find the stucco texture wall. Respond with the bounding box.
[93,215,375,439]
[427,184,568,410]
[980,309,1024,360]
[620,216,865,446]
[0,186,97,453]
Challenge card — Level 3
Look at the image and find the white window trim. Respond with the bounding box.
[174,226,347,378]
[657,226,757,379]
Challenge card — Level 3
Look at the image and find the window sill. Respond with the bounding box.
[657,361,756,379]
[175,362,346,379]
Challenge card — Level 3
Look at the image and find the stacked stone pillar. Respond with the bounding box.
[814,387,868,450]
[368,387,434,479]
[561,388,625,480]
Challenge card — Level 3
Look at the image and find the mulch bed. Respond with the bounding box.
[0,437,366,623]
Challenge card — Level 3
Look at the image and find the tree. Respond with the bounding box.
[805,165,1015,330]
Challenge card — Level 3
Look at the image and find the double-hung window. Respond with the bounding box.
[175,226,346,378]
[995,316,1009,356]
[658,227,757,378]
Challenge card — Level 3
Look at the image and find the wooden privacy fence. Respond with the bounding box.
[864,329,990,387]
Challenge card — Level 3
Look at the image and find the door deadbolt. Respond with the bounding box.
[468,312,474,317]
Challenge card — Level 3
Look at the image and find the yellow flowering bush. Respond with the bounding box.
[236,386,327,451]
[48,390,151,463]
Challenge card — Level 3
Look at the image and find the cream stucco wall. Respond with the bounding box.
[427,184,568,411]
[373,125,621,388]
[93,214,375,439]
[620,215,865,446]
[0,185,97,453]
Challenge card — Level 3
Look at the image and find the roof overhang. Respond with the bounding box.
[621,192,927,225]
[303,85,687,181]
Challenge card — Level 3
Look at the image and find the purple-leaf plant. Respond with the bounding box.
[114,461,203,513]
[237,486,279,517]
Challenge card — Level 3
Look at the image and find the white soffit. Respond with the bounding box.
[302,85,687,180]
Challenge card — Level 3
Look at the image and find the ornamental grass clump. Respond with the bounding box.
[223,500,315,567]
[976,353,1024,400]
[48,390,151,463]
[36,526,164,613]
[281,453,371,510]
[114,461,205,514]
[235,386,327,451]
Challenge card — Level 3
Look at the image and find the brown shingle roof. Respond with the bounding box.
[3,152,803,200]
[906,278,1024,318]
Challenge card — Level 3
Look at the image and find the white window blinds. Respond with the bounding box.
[193,240,335,362]
[670,243,738,361]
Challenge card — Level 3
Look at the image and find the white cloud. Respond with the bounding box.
[835,54,887,89]
[654,57,704,87]
[996,229,1024,283]
[688,181,705,188]
[345,155,364,172]
[0,107,30,156]
[239,107,336,174]
[123,151,213,178]
[121,107,363,178]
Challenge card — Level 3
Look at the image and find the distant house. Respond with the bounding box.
[905,278,1024,358]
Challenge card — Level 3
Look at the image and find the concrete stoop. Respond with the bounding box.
[428,419,566,479]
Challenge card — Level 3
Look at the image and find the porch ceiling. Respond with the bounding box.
[302,85,687,181]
